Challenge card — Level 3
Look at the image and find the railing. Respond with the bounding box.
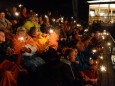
[109,33,115,44]
[99,32,115,86]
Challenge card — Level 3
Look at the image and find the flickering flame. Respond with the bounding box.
[100,65,106,72]
[15,12,19,16]
[18,37,24,41]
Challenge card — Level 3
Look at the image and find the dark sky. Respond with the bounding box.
[21,0,73,16]
[0,0,73,16]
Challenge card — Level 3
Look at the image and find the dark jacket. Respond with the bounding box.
[52,59,83,86]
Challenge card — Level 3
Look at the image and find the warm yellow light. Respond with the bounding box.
[100,65,106,72]
[61,17,64,23]
[89,57,92,60]
[90,11,95,16]
[77,24,81,27]
[18,37,24,41]
[36,14,38,16]
[96,61,98,64]
[15,12,19,16]
[100,56,103,60]
[106,33,109,35]
[88,0,115,4]
[92,49,97,53]
[45,15,48,18]
[100,12,105,16]
[52,18,56,22]
[49,29,54,33]
[102,36,105,39]
[107,42,111,46]
[19,4,23,8]
[71,17,73,19]
[84,29,88,32]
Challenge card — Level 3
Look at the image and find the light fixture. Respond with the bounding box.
[87,0,115,4]
[90,11,95,17]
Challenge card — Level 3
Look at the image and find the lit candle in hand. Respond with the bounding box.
[92,49,97,54]
[49,29,54,33]
[18,37,24,42]
[100,65,106,72]
[15,12,19,17]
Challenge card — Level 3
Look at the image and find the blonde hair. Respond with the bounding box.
[17,27,26,32]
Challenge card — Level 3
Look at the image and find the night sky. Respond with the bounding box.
[21,0,73,16]
[0,0,74,16]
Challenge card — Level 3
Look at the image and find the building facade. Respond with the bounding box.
[88,0,115,23]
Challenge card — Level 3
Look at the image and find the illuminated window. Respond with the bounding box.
[90,11,95,16]
[88,0,115,23]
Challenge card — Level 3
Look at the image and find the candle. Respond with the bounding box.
[49,29,54,33]
[18,37,24,42]
[92,49,97,53]
[107,42,111,46]
[15,12,19,17]
[100,56,103,60]
[19,4,23,8]
[100,65,106,72]
[45,15,48,18]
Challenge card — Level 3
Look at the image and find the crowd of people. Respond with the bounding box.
[0,5,104,86]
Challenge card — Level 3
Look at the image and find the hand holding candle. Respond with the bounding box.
[92,49,97,54]
[19,4,23,8]
[49,29,54,33]
[15,12,19,17]
[18,37,25,42]
[45,15,48,18]
[100,65,106,72]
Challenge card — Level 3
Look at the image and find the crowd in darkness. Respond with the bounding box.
[0,5,105,86]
